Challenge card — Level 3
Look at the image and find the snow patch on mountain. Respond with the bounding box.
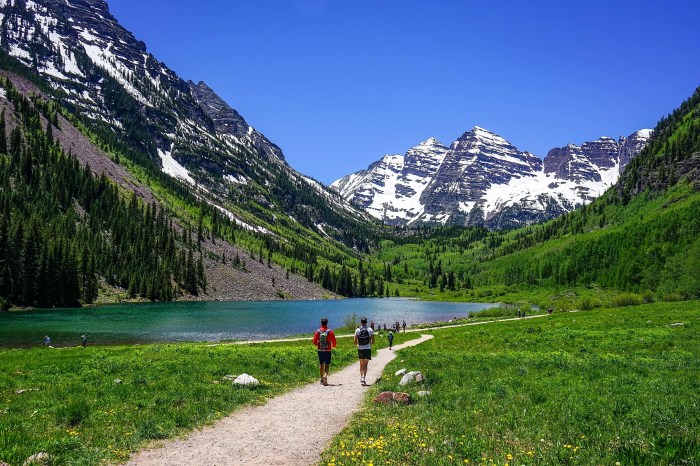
[158,148,195,185]
[333,127,652,228]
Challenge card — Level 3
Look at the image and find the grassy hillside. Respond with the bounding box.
[322,301,700,465]
[367,85,700,307]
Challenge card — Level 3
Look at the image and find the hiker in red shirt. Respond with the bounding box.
[313,317,337,386]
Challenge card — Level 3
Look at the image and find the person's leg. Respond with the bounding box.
[360,359,369,379]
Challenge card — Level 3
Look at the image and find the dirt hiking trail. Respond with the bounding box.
[127,334,434,466]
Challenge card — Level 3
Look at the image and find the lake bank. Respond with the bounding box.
[0,298,498,348]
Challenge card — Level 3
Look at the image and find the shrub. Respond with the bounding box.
[662,292,684,302]
[339,313,360,331]
[577,296,601,311]
[612,293,644,307]
[642,290,655,303]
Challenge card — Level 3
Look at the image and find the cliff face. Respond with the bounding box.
[333,127,651,229]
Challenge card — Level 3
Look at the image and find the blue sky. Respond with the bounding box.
[108,0,700,185]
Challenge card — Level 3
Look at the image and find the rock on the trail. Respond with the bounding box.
[399,371,424,386]
[374,391,411,404]
[233,373,260,386]
[23,452,51,465]
[395,368,407,376]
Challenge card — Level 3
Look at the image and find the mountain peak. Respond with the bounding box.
[418,137,443,147]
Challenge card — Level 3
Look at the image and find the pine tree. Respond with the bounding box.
[0,110,6,154]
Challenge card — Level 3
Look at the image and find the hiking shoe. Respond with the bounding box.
[361,377,366,385]
[322,376,328,386]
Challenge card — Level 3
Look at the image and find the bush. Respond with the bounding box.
[611,293,644,307]
[642,290,655,303]
[339,313,360,331]
[577,296,602,311]
[662,292,684,302]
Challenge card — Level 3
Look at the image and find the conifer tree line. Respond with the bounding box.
[0,79,205,308]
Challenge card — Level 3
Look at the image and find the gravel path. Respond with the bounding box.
[126,334,434,466]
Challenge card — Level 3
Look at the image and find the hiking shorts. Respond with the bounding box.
[318,350,332,365]
[358,349,372,360]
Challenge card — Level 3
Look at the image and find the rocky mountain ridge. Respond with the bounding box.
[0,0,366,229]
[332,127,652,228]
[0,0,376,301]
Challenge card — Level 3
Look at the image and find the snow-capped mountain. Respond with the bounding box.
[0,0,368,237]
[332,127,652,228]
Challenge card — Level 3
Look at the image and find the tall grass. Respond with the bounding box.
[321,300,700,465]
[0,330,417,465]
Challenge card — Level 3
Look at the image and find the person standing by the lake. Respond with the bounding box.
[81,335,87,348]
[44,335,51,347]
[402,320,406,332]
[313,318,336,386]
[354,317,375,385]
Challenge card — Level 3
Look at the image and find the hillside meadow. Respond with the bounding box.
[321,301,700,465]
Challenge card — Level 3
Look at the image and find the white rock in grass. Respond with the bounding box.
[395,368,407,376]
[417,390,431,397]
[399,371,423,386]
[23,452,51,466]
[233,373,259,386]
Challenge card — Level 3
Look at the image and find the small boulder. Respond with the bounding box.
[395,368,407,376]
[113,379,122,384]
[399,371,423,386]
[417,390,431,397]
[23,452,51,466]
[233,373,259,386]
[374,391,411,404]
[223,375,236,381]
[15,388,38,395]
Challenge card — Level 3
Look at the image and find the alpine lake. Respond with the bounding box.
[0,298,497,348]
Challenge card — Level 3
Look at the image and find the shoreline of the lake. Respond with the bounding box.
[0,298,499,349]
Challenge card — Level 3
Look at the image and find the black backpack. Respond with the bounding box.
[357,326,371,345]
[318,328,330,350]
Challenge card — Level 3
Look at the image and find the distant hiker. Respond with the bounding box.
[402,320,406,332]
[383,323,387,331]
[354,317,375,385]
[370,320,375,331]
[517,310,521,318]
[387,331,394,350]
[44,335,51,347]
[313,318,336,386]
[81,335,87,348]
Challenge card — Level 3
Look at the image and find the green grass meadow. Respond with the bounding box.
[321,301,700,465]
[0,331,416,465]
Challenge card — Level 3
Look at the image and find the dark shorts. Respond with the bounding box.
[358,349,372,360]
[318,350,332,365]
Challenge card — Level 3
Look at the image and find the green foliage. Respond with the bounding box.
[0,331,414,465]
[611,293,644,307]
[0,78,204,307]
[323,301,700,465]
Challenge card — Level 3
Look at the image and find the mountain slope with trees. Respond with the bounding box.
[367,84,700,306]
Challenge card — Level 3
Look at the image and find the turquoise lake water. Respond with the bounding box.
[0,298,497,348]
